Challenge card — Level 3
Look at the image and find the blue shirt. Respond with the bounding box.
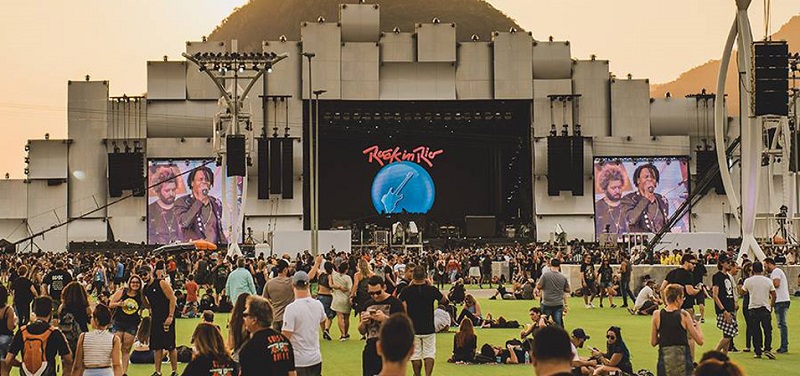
[225,267,257,303]
[116,263,124,279]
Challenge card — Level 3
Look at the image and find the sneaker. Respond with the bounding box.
[171,372,178,376]
[627,308,636,315]
[323,330,332,341]
[610,304,617,309]
[151,373,162,376]
[339,336,348,342]
[620,304,629,308]
[754,354,762,359]
[730,347,740,353]
[743,348,751,352]
[764,351,776,360]
[590,303,595,308]
[585,304,591,309]
[776,348,788,354]
[599,303,604,308]
[700,318,705,323]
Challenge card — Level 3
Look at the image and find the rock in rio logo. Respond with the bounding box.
[362,145,444,168]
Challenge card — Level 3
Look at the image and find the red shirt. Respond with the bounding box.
[185,280,199,302]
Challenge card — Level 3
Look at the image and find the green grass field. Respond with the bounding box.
[123,295,799,375]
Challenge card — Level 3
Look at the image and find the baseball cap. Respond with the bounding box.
[718,254,731,264]
[275,259,290,272]
[572,328,590,340]
[292,271,310,287]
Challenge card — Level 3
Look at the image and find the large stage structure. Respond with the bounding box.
[1,2,797,256]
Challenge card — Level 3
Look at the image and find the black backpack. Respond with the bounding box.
[58,313,81,354]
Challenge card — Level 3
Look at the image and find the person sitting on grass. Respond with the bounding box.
[488,282,514,300]
[455,295,483,326]
[589,326,633,376]
[450,318,477,363]
[198,288,216,312]
[480,313,520,329]
[520,307,549,339]
[628,280,661,316]
[130,317,155,364]
[447,279,466,305]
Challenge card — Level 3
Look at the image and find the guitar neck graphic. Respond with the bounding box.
[381,172,416,213]
[395,172,414,193]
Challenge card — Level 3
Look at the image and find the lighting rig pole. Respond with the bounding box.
[312,89,327,256]
[301,52,321,255]
[182,51,287,257]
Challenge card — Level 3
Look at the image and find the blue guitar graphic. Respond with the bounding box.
[381,171,416,213]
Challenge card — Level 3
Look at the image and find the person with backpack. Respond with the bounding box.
[70,304,122,376]
[58,281,90,374]
[4,296,72,376]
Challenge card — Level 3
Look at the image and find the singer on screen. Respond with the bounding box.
[174,166,224,243]
[619,163,669,233]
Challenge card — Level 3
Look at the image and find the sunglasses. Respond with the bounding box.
[242,312,251,317]
[607,335,616,340]
[368,291,383,296]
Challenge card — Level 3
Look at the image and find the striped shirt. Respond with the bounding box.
[82,330,114,367]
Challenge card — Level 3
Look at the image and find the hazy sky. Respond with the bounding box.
[0,0,797,177]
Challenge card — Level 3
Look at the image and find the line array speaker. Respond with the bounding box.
[281,138,294,199]
[571,136,584,196]
[753,41,789,116]
[696,150,725,194]
[226,135,246,177]
[107,152,144,197]
[269,137,282,195]
[547,136,571,196]
[258,138,269,199]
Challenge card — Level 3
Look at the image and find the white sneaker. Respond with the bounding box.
[589,303,596,308]
[585,304,591,309]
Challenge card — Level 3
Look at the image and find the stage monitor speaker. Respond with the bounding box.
[281,138,294,199]
[258,138,269,199]
[269,137,282,194]
[696,150,725,194]
[226,135,246,177]
[465,215,496,238]
[547,136,571,196]
[753,41,789,116]
[571,136,584,196]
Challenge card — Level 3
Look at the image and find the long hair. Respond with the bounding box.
[358,258,371,277]
[135,316,151,345]
[229,293,251,352]
[193,323,234,363]
[464,294,476,308]
[61,281,89,311]
[454,317,475,348]
[606,326,630,360]
[124,275,146,309]
[693,359,744,376]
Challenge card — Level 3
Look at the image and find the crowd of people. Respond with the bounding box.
[0,242,791,376]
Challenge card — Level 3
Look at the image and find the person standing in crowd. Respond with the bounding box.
[737,262,755,352]
[531,326,574,376]
[315,262,335,342]
[692,252,708,323]
[42,261,73,310]
[661,254,701,359]
[480,255,492,289]
[70,304,122,376]
[5,296,72,376]
[239,295,295,376]
[182,275,199,318]
[712,254,738,355]
[59,280,91,373]
[330,263,353,341]
[580,254,597,309]
[210,257,230,300]
[618,253,635,308]
[376,313,415,376]
[263,260,293,331]
[351,259,374,319]
[536,259,570,327]
[142,264,178,376]
[225,258,256,304]
[11,265,37,328]
[742,261,776,359]
[358,276,404,376]
[597,259,615,308]
[227,293,251,362]
[651,284,704,375]
[399,266,444,376]
[0,285,17,376]
[764,258,790,353]
[281,271,326,376]
[182,323,238,376]
[109,275,146,376]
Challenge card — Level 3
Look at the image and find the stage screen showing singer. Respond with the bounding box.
[147,160,243,245]
[593,157,689,240]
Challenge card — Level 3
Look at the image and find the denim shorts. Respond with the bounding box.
[0,334,11,358]
[317,295,336,319]
[111,320,139,336]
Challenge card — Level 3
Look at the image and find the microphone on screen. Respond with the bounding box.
[647,186,655,193]
[202,188,209,195]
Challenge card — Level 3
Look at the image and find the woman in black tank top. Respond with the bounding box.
[652,283,704,376]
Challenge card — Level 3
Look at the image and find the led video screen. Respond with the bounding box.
[593,157,690,239]
[147,160,242,245]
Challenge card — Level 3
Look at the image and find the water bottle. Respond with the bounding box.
[524,351,530,364]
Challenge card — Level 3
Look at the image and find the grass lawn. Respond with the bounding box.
[124,295,799,375]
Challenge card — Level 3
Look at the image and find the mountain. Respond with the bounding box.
[208,0,523,51]
[651,15,800,115]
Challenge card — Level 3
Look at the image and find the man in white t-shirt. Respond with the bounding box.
[282,271,327,376]
[764,258,790,353]
[629,279,661,316]
[742,261,777,359]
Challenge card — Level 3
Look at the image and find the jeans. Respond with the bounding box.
[750,307,773,355]
[456,309,482,326]
[774,301,790,351]
[620,278,635,306]
[296,362,322,376]
[541,304,564,327]
[742,307,754,349]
